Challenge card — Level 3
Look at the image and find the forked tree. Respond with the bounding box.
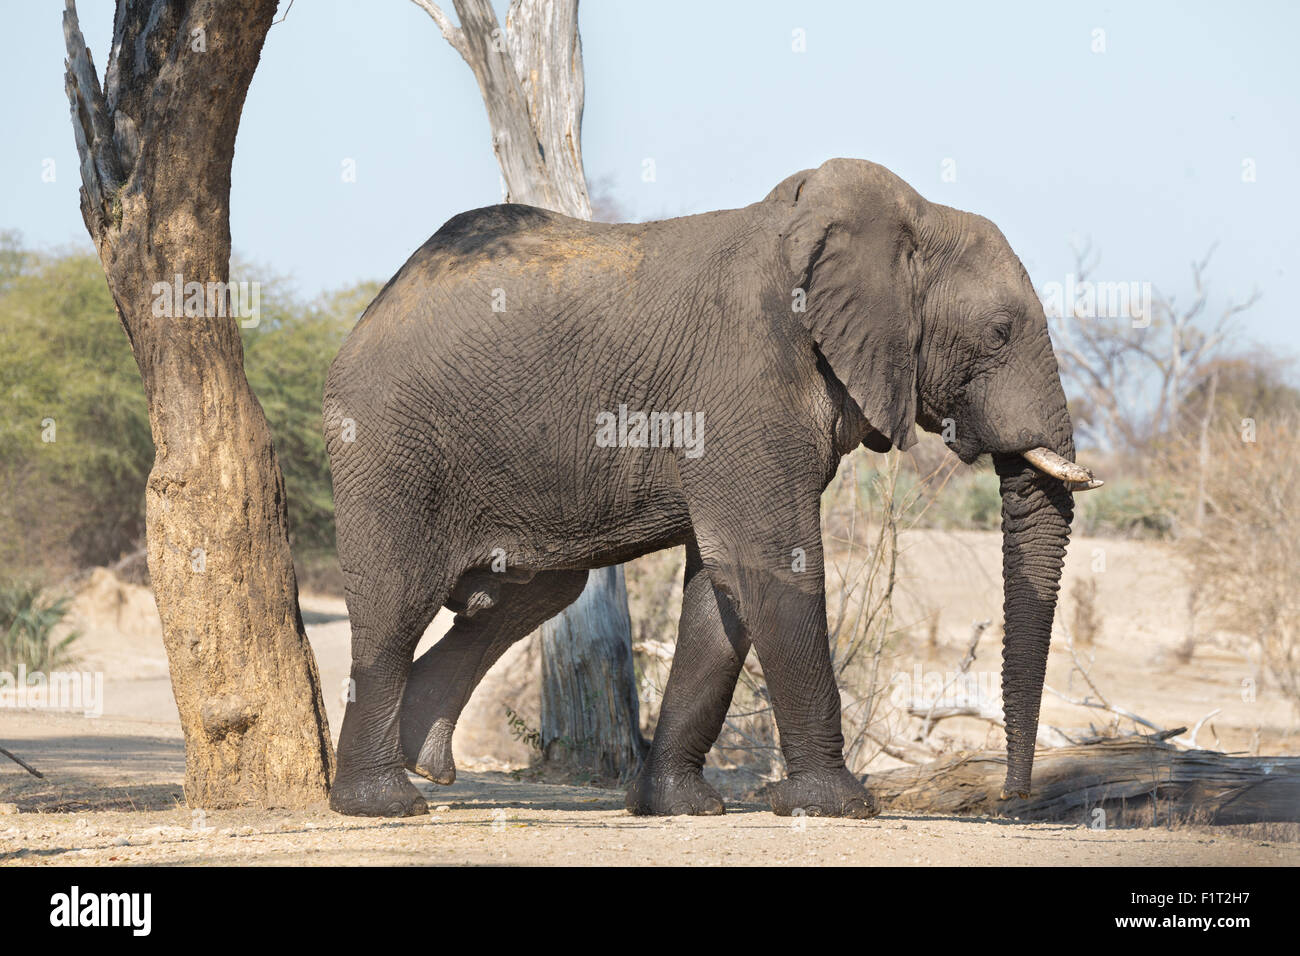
[413,0,647,778]
[62,0,334,807]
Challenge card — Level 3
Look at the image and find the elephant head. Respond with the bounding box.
[766,158,1102,797]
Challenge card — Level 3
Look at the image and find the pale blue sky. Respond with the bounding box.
[3,1,1297,351]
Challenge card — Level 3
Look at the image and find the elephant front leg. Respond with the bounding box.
[741,576,876,818]
[626,548,748,816]
[679,471,877,819]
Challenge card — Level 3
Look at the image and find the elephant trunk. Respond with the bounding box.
[993,451,1074,798]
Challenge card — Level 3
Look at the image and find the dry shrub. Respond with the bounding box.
[1177,410,1300,712]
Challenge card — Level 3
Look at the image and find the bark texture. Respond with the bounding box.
[538,566,647,779]
[870,738,1300,826]
[62,0,334,808]
[414,0,645,777]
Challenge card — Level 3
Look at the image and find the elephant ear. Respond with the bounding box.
[772,161,922,451]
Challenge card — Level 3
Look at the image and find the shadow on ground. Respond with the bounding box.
[0,734,185,813]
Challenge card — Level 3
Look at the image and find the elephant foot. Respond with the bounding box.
[330,769,428,817]
[626,767,725,816]
[406,717,457,786]
[767,767,878,819]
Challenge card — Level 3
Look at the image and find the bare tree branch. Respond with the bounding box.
[410,0,470,61]
[0,744,44,779]
[1048,242,1261,456]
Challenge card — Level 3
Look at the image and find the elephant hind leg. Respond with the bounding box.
[329,504,459,816]
[443,564,538,618]
[400,569,589,785]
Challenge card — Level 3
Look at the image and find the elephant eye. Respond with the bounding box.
[985,321,1012,351]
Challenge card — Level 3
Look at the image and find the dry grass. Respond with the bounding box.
[1173,410,1300,713]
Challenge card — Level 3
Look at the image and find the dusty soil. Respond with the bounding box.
[2,706,1295,866]
[1,712,1293,866]
[2,529,1296,866]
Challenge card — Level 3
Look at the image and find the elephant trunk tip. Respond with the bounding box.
[1002,747,1035,802]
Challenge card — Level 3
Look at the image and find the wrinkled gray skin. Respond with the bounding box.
[323,158,1075,818]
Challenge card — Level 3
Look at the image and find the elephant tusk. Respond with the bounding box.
[1065,478,1105,492]
[1022,447,1104,491]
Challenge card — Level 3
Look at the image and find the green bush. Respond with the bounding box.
[242,279,380,553]
[0,579,78,672]
[832,452,1174,540]
[1073,477,1176,538]
[931,469,1002,530]
[0,234,380,576]
[843,461,1003,532]
[0,240,152,573]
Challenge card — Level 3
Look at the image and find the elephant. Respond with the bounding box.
[322,157,1101,818]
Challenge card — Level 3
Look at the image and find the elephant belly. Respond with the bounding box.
[456,446,694,572]
[570,483,694,568]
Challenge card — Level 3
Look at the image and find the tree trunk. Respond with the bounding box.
[62,0,334,808]
[869,738,1300,826]
[415,0,646,776]
[540,566,647,780]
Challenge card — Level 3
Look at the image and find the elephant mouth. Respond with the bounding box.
[1021,446,1104,492]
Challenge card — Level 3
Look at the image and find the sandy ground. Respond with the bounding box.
[2,714,1294,866]
[2,529,1296,865]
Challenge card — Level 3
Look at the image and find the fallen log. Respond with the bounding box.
[867,737,1300,826]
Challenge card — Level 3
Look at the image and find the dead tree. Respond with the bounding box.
[1048,241,1260,455]
[413,0,646,779]
[869,736,1300,826]
[62,0,333,808]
